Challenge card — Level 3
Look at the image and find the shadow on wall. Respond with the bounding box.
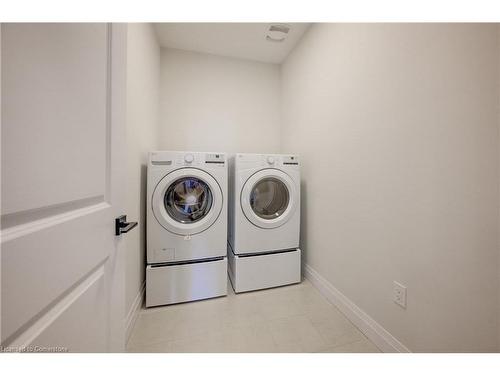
[300,179,308,273]
[140,163,148,267]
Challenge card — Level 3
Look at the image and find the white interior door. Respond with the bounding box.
[1,23,127,352]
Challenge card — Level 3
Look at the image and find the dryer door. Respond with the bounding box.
[241,169,298,229]
[152,168,223,235]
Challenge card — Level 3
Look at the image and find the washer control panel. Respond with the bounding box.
[184,153,194,163]
[282,155,299,165]
[205,153,225,164]
[174,153,200,166]
[150,151,226,167]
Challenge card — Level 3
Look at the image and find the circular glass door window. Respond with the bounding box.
[164,177,213,223]
[250,177,290,220]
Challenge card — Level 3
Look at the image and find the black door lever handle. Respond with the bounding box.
[115,215,138,236]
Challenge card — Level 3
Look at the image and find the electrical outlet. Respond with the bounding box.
[393,281,407,309]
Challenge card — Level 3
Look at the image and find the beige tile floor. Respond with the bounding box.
[127,278,381,353]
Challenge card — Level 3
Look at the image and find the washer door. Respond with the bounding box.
[152,168,223,235]
[241,169,298,229]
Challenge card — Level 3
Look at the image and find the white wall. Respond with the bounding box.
[125,24,160,326]
[281,24,499,352]
[159,48,281,153]
[498,25,500,350]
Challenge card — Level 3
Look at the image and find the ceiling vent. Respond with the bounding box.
[266,24,290,42]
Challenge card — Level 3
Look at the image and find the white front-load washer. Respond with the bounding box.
[146,151,228,307]
[227,153,301,293]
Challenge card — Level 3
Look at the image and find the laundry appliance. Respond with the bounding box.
[146,151,228,307]
[228,153,301,293]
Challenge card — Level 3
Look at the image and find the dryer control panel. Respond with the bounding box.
[263,154,299,167]
[236,153,300,169]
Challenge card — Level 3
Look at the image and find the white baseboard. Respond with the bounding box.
[125,281,145,344]
[304,264,410,353]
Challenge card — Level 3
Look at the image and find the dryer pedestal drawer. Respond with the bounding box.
[228,248,301,293]
[146,258,227,307]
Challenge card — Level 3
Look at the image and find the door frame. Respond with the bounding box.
[107,22,127,352]
[1,22,3,345]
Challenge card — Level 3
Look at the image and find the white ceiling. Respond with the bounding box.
[153,23,310,64]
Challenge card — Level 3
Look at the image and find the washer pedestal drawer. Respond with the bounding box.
[146,258,227,307]
[228,248,301,293]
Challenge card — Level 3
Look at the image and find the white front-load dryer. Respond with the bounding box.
[227,153,301,293]
[146,151,228,307]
